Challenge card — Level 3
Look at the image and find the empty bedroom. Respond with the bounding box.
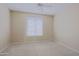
[0,3,79,56]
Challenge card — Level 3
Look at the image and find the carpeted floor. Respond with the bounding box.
[1,40,79,56]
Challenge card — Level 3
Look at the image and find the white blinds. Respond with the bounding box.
[26,16,43,36]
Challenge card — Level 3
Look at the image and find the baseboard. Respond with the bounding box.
[11,39,55,45]
[56,40,79,54]
[0,43,10,53]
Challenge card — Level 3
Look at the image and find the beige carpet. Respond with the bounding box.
[1,40,79,56]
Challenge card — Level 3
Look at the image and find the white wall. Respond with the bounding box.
[0,4,10,52]
[11,11,54,43]
[54,4,79,51]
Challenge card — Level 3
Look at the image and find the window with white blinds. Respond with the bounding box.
[26,16,43,36]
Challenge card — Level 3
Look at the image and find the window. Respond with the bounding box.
[26,15,43,36]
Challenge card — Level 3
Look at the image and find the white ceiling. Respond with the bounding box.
[6,3,68,15]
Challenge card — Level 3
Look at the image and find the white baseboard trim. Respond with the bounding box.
[56,40,79,54]
[0,43,10,53]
